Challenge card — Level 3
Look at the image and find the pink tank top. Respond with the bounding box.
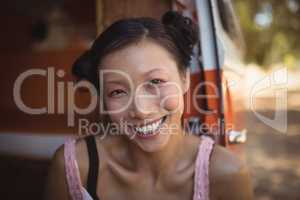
[64,136,215,200]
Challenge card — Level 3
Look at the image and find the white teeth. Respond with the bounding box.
[134,118,163,134]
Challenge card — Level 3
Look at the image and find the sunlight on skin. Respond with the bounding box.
[100,39,189,153]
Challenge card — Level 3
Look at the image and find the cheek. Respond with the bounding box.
[105,96,130,111]
[109,113,124,123]
[104,98,129,121]
[160,86,184,113]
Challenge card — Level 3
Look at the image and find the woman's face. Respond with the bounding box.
[100,40,189,152]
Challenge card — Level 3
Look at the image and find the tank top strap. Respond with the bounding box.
[193,136,215,200]
[64,138,84,200]
[84,135,100,200]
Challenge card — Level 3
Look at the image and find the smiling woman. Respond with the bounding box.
[44,11,253,200]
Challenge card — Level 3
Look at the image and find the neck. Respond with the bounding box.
[125,128,185,178]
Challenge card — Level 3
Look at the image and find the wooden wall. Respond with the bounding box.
[0,0,96,134]
[97,0,171,33]
[0,0,171,135]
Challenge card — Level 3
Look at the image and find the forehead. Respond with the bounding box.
[100,40,178,76]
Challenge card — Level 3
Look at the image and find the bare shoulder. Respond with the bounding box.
[210,145,245,177]
[44,136,99,199]
[44,143,70,200]
[209,145,254,200]
[72,135,111,186]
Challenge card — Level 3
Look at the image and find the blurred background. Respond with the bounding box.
[234,0,300,199]
[0,0,299,199]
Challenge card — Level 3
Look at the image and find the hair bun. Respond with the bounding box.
[162,11,198,67]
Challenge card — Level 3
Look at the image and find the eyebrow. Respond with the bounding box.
[104,68,167,84]
[104,80,126,85]
[145,68,166,75]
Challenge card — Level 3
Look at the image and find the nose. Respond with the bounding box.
[129,90,157,119]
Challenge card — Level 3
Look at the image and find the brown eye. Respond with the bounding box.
[109,89,126,97]
[149,79,164,85]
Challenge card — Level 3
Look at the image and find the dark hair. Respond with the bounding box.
[72,11,198,91]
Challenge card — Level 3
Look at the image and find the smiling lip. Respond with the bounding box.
[136,131,159,139]
[130,115,167,139]
[132,116,165,128]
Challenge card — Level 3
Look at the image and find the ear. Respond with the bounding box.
[181,69,190,94]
